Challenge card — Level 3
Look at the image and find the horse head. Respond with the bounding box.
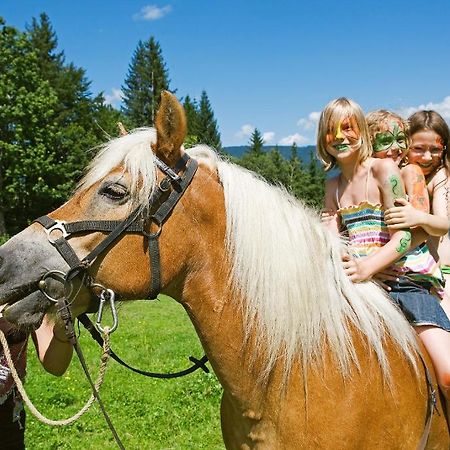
[0,91,226,330]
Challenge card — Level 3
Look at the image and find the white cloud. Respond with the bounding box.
[104,88,123,107]
[395,95,450,121]
[297,111,320,130]
[235,124,255,139]
[262,131,275,143]
[133,5,172,21]
[279,133,310,146]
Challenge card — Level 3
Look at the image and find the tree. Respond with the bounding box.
[196,91,222,150]
[183,95,199,143]
[0,15,124,234]
[122,37,170,127]
[248,128,264,155]
[0,18,59,234]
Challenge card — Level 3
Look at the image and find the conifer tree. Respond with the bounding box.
[248,128,264,155]
[196,91,222,150]
[122,37,170,127]
[183,95,199,139]
[0,15,124,234]
[0,18,59,233]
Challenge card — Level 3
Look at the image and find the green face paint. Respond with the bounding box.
[396,230,411,253]
[389,175,404,198]
[373,122,407,153]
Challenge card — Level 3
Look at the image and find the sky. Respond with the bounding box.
[2,0,450,147]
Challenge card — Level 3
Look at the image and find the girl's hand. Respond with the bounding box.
[373,270,400,291]
[342,253,372,282]
[384,197,424,229]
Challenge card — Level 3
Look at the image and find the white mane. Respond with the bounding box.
[190,146,419,379]
[80,129,419,379]
[77,128,158,207]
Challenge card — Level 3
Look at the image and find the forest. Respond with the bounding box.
[0,13,325,237]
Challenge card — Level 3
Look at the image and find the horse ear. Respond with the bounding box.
[153,91,186,163]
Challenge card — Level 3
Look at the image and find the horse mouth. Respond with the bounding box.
[1,291,52,331]
[0,281,51,331]
[0,280,39,306]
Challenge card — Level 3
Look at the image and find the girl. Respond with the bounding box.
[367,109,449,239]
[318,97,450,417]
[384,111,450,311]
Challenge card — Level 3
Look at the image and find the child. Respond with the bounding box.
[384,111,450,313]
[367,110,449,239]
[317,97,450,415]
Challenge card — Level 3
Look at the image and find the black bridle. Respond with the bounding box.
[33,152,209,378]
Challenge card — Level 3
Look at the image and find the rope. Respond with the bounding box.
[0,327,111,426]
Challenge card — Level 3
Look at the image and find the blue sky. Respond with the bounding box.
[3,0,450,147]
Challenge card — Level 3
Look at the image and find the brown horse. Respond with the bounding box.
[0,92,448,449]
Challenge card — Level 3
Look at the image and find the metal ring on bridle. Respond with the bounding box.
[45,220,69,244]
[38,270,68,303]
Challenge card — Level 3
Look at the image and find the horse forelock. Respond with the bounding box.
[76,128,158,208]
[214,161,419,381]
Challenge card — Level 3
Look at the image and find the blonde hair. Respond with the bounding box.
[366,110,409,145]
[317,97,372,171]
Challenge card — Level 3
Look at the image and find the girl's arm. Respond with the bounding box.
[322,177,342,235]
[31,315,73,376]
[428,167,450,234]
[384,164,449,236]
[344,159,412,282]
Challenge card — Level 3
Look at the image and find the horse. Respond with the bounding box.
[0,91,448,449]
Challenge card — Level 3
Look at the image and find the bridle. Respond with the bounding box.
[34,152,196,302]
[33,151,209,376]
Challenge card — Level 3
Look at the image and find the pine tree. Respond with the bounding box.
[122,37,170,127]
[0,18,59,233]
[183,95,199,140]
[196,91,222,150]
[248,128,264,155]
[0,15,124,234]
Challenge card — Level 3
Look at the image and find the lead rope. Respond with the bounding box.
[0,327,111,426]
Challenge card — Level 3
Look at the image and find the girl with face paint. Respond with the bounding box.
[368,110,448,238]
[318,99,450,418]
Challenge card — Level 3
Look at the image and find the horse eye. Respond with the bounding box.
[100,183,128,200]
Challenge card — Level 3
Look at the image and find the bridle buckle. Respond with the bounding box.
[45,220,69,243]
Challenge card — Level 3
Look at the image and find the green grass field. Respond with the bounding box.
[24,296,225,449]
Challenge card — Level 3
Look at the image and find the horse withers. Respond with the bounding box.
[0,92,448,449]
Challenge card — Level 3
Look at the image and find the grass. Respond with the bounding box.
[24,296,225,449]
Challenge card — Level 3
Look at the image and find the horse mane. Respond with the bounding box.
[77,128,158,208]
[188,146,419,381]
[79,128,419,380]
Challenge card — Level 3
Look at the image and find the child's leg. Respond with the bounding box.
[416,325,450,427]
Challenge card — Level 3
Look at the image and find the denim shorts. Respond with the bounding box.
[386,278,450,332]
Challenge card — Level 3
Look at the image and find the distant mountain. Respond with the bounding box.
[223,145,317,162]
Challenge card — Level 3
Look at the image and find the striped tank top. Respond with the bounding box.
[336,163,444,296]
